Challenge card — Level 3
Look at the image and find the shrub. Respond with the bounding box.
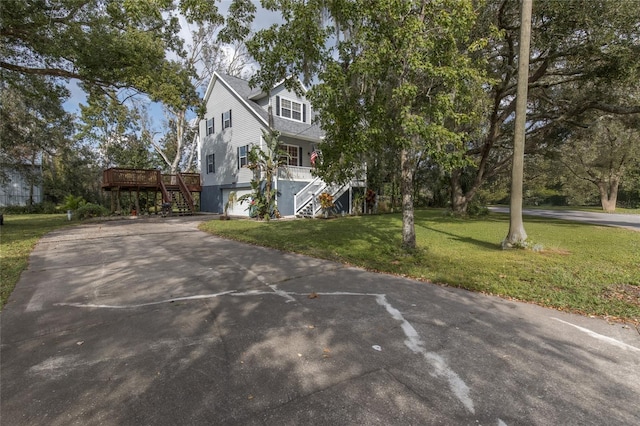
[0,202,57,214]
[61,194,86,211]
[76,203,109,220]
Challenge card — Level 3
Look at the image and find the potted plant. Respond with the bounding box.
[318,192,334,218]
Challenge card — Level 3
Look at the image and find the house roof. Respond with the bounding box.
[208,72,324,142]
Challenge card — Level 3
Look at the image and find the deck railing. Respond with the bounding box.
[103,168,201,191]
[102,168,161,188]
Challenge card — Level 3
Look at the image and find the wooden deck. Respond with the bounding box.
[102,168,201,215]
[102,168,201,192]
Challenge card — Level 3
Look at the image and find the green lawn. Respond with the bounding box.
[200,210,640,323]
[1,214,73,309]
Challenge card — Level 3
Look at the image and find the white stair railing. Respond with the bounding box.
[295,179,352,217]
[294,177,327,216]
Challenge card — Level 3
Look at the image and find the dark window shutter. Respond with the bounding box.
[237,147,240,169]
[303,104,307,123]
[229,109,232,127]
[299,147,303,166]
[221,113,224,127]
[212,118,214,133]
[275,96,280,116]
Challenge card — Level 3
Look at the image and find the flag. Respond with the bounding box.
[310,150,318,166]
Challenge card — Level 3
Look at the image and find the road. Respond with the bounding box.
[489,206,640,231]
[1,216,639,425]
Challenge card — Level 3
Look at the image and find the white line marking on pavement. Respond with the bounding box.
[376,294,475,414]
[551,318,640,352]
[498,419,509,426]
[54,288,477,415]
[54,291,236,309]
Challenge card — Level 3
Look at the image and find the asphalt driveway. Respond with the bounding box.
[1,216,639,425]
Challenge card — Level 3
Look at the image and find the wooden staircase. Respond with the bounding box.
[160,173,196,216]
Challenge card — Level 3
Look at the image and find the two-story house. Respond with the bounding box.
[198,72,363,217]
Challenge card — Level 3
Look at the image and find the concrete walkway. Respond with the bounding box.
[1,216,639,425]
[489,206,640,231]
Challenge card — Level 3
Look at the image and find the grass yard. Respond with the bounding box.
[0,214,73,309]
[200,210,640,323]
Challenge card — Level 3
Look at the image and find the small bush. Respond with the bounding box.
[61,194,86,211]
[0,202,58,214]
[76,203,109,220]
[467,202,489,217]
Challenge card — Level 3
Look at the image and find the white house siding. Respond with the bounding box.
[199,76,268,213]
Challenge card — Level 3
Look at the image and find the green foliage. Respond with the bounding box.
[200,210,640,322]
[1,0,222,110]
[557,114,640,211]
[247,0,486,247]
[75,203,109,220]
[238,129,287,220]
[0,202,58,215]
[448,0,640,213]
[61,195,86,211]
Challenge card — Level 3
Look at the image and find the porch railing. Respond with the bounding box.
[278,165,314,182]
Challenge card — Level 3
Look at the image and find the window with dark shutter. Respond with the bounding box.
[207,154,215,174]
[206,118,214,135]
[278,96,305,123]
[223,110,232,129]
[238,145,248,168]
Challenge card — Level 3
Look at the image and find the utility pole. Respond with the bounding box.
[505,0,533,247]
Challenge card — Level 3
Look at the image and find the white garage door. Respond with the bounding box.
[222,189,252,217]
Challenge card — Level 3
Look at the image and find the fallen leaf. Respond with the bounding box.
[308,292,319,299]
[248,395,254,400]
[76,341,84,346]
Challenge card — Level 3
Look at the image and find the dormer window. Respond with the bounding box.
[276,96,307,123]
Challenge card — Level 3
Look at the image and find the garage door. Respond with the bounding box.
[222,189,252,217]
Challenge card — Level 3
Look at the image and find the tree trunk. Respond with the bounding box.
[401,147,416,249]
[505,0,532,247]
[598,179,619,212]
[450,170,469,214]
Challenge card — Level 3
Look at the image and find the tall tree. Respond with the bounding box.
[505,0,532,247]
[248,0,485,249]
[559,114,640,212]
[155,22,254,174]
[449,0,640,214]
[1,0,232,189]
[0,75,73,205]
[1,0,223,107]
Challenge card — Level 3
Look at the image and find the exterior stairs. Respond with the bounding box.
[294,177,352,218]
